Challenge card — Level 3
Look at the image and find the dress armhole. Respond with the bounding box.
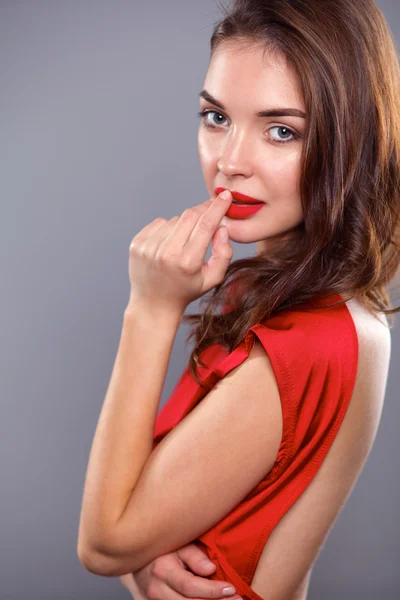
[210,324,296,482]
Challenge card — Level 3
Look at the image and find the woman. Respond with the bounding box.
[77,0,399,599]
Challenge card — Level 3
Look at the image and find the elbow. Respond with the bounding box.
[77,540,118,577]
[77,538,144,577]
[77,521,118,576]
[76,521,145,577]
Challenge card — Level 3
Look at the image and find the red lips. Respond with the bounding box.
[214,187,264,204]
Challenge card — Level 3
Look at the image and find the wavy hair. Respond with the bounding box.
[182,0,400,390]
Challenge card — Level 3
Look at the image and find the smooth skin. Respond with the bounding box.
[120,543,243,600]
[117,40,308,600]
[199,38,306,255]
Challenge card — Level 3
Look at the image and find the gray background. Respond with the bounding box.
[1,1,399,599]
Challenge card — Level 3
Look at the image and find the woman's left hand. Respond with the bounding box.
[127,190,233,316]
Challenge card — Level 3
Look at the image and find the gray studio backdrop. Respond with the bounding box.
[2,1,399,599]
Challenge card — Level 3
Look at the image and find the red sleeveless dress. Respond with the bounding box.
[152,292,359,600]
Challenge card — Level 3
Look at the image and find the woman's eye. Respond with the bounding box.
[268,126,298,144]
[197,109,228,127]
[197,110,299,145]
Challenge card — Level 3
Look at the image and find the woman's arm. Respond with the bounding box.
[77,303,182,565]
[78,335,283,576]
[118,543,244,600]
[120,572,148,600]
[289,567,312,600]
[119,552,311,600]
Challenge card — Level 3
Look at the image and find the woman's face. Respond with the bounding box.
[198,41,307,255]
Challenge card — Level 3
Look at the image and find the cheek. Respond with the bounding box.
[263,155,303,221]
[198,136,216,173]
[263,152,301,192]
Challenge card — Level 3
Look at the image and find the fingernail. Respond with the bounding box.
[201,559,215,568]
[222,586,236,595]
[220,190,231,201]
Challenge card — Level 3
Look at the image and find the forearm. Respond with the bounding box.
[78,302,182,554]
[120,572,149,600]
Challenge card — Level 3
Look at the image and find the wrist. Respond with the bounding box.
[124,299,183,328]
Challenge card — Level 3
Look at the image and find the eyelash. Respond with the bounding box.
[196,109,300,145]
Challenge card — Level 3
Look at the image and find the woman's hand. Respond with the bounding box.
[127,190,233,316]
[120,542,243,600]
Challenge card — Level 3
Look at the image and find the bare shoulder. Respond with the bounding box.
[345,295,391,344]
[339,295,391,455]
[345,296,391,399]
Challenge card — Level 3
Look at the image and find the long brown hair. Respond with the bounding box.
[182,0,400,390]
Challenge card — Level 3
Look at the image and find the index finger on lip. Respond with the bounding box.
[212,190,233,212]
[217,190,232,201]
[208,190,233,217]
[189,198,216,213]
[191,192,230,214]
[186,194,232,251]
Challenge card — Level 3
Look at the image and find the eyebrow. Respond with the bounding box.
[199,90,307,119]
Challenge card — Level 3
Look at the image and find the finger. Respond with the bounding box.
[153,579,243,600]
[144,216,181,257]
[183,196,216,213]
[201,224,233,290]
[158,571,242,600]
[183,191,232,259]
[131,218,168,249]
[161,560,239,599]
[133,198,214,253]
[130,217,180,262]
[190,198,215,212]
[160,199,215,249]
[176,544,217,576]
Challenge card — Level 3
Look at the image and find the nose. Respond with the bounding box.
[217,130,253,178]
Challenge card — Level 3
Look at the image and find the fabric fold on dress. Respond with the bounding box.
[152,292,358,600]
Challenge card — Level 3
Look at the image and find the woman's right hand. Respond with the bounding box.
[120,542,243,600]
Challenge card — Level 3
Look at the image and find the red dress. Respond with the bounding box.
[152,293,358,600]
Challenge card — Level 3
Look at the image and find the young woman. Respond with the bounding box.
[77,1,399,599]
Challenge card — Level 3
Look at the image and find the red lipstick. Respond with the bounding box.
[215,187,265,220]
